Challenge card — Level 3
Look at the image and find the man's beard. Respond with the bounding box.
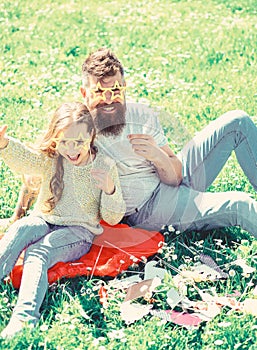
[92,102,126,137]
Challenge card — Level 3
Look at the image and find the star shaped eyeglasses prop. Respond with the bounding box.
[90,80,126,104]
[52,132,92,151]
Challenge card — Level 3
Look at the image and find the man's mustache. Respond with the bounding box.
[95,102,122,109]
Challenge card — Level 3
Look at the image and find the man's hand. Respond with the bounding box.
[128,133,182,186]
[0,125,8,149]
[91,168,115,195]
[127,134,160,162]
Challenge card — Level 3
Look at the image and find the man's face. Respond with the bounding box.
[81,72,126,136]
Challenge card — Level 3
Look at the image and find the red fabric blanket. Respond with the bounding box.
[1,221,163,289]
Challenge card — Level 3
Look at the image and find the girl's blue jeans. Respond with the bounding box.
[127,110,257,238]
[0,216,93,324]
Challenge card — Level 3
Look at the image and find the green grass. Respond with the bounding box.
[1,0,257,348]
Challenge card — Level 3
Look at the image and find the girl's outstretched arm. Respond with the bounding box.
[0,133,50,176]
[0,125,9,149]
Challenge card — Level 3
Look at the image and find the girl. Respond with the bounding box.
[0,101,126,338]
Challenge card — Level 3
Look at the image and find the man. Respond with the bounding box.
[4,48,257,237]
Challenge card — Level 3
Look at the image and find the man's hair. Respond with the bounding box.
[82,48,124,87]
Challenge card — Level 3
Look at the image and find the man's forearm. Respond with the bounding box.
[152,152,183,186]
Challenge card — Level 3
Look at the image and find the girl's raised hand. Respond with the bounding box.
[91,168,115,195]
[0,125,8,149]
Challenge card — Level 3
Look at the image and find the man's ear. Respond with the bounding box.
[80,86,86,98]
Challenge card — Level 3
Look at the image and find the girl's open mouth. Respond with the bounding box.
[67,154,80,162]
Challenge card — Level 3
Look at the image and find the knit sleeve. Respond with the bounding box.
[0,137,51,175]
[100,159,126,225]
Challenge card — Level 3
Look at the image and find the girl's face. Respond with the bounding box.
[56,122,93,166]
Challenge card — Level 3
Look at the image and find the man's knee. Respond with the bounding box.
[218,110,255,139]
[221,109,251,126]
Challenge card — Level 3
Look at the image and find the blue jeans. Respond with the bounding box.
[126,110,257,237]
[0,216,94,324]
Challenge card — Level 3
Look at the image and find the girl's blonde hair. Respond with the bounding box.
[39,101,97,212]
